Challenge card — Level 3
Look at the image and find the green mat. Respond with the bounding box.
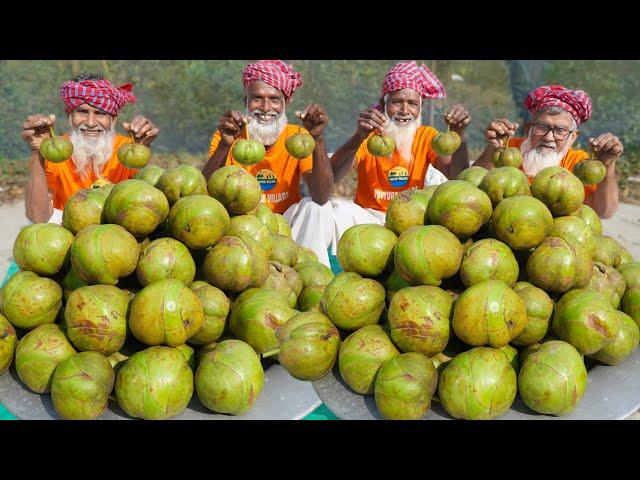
[304,403,338,420]
[0,258,340,420]
[1,262,19,420]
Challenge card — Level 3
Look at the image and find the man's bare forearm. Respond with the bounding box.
[25,151,53,223]
[472,145,497,170]
[434,155,453,178]
[449,139,470,178]
[202,143,231,181]
[587,164,619,219]
[331,133,364,182]
[306,137,333,205]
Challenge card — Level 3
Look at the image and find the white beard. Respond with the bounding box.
[246,105,288,146]
[520,132,571,177]
[383,111,421,162]
[68,121,116,180]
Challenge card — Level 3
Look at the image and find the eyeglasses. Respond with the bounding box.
[531,122,574,140]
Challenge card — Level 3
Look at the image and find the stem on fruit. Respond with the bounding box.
[129,131,135,144]
[261,349,280,359]
[49,125,55,138]
[244,118,249,141]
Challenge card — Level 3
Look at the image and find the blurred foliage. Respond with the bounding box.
[1,59,638,200]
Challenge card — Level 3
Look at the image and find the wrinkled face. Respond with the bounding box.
[529,110,578,153]
[384,88,422,125]
[69,103,116,136]
[245,80,286,123]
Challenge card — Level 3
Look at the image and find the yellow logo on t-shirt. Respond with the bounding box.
[388,166,409,188]
[256,169,278,191]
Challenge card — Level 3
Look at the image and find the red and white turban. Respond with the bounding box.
[242,60,303,99]
[524,85,592,126]
[60,79,137,116]
[382,61,447,99]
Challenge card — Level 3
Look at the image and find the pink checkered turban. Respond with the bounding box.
[242,60,303,99]
[381,61,447,99]
[524,85,592,125]
[60,79,137,115]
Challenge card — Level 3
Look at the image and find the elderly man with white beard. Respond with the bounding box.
[203,60,334,264]
[473,85,623,218]
[324,62,470,256]
[21,73,159,224]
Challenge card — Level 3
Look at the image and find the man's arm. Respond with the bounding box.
[331,134,364,183]
[304,136,333,205]
[434,154,453,178]
[449,137,470,178]
[202,111,244,181]
[304,137,333,205]
[584,133,623,219]
[297,105,333,204]
[22,114,56,223]
[331,107,386,183]
[439,104,471,178]
[25,151,54,223]
[203,143,232,181]
[472,118,519,169]
[585,163,618,219]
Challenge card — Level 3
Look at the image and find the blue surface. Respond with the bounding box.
[1,261,19,420]
[328,251,343,275]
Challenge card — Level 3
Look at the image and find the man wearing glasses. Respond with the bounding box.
[472,85,622,218]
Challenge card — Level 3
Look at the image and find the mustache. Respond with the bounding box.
[393,113,416,121]
[250,110,279,120]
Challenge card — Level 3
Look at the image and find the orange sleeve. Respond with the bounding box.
[208,130,222,159]
[508,137,525,149]
[125,167,138,179]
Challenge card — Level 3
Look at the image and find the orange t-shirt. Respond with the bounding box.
[208,124,313,214]
[354,126,440,212]
[45,134,138,210]
[508,137,595,196]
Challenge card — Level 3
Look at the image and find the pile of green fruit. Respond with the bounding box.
[0,163,336,420]
[1,160,637,421]
[325,164,638,419]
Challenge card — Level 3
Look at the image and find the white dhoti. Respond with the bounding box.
[22,207,63,226]
[424,163,449,187]
[48,208,63,225]
[282,197,336,268]
[282,165,448,268]
[328,199,385,254]
[283,197,384,268]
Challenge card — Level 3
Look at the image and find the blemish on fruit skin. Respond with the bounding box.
[587,315,609,337]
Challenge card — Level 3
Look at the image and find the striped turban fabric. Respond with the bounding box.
[382,61,447,99]
[524,85,592,125]
[242,60,303,99]
[60,79,137,115]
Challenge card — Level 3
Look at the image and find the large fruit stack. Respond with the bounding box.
[0,164,338,420]
[329,165,639,419]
